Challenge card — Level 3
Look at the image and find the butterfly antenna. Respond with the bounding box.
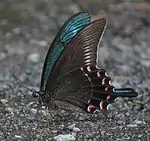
[12,72,39,98]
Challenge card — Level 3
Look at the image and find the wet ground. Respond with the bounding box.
[0,0,150,140]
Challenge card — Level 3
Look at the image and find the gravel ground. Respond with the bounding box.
[0,0,150,141]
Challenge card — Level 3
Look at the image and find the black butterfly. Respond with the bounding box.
[32,12,138,113]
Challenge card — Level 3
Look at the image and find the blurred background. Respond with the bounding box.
[0,0,150,140]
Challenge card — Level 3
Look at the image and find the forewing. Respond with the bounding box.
[40,12,91,91]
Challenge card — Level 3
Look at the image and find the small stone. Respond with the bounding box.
[134,120,143,125]
[29,39,48,46]
[1,99,8,104]
[15,135,22,138]
[4,32,12,38]
[68,124,76,130]
[69,4,80,13]
[38,40,48,46]
[141,60,150,67]
[0,52,6,60]
[106,104,113,111]
[112,81,123,88]
[28,53,40,63]
[54,134,75,141]
[12,28,21,35]
[145,116,150,123]
[6,107,14,114]
[127,124,137,127]
[72,127,80,132]
[72,132,76,137]
[138,134,143,138]
[31,108,37,114]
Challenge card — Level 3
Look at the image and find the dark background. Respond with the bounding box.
[0,0,150,140]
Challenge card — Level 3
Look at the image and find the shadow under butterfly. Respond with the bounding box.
[32,12,138,113]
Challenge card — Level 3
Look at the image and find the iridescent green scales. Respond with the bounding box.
[40,12,91,91]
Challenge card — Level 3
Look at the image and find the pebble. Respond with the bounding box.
[141,60,150,67]
[4,32,12,38]
[1,99,8,104]
[6,107,14,114]
[0,2,149,141]
[127,124,137,128]
[68,124,76,130]
[145,116,150,123]
[30,108,37,114]
[0,52,6,60]
[54,134,75,141]
[12,28,21,35]
[72,127,80,132]
[30,39,48,46]
[38,40,48,46]
[15,135,22,138]
[27,53,40,63]
[134,120,143,125]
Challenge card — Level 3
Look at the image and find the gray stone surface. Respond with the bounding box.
[0,0,149,140]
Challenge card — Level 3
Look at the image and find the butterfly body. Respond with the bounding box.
[35,12,138,113]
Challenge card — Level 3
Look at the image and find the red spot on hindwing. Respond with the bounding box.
[87,105,97,113]
[97,70,106,77]
[100,101,104,110]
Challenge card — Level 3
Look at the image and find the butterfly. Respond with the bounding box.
[32,12,138,113]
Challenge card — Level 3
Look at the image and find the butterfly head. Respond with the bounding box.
[31,89,41,98]
[31,88,55,108]
[31,89,49,102]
